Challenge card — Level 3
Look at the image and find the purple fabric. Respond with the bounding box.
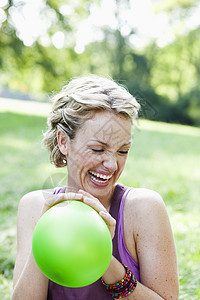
[118,187,140,281]
[47,184,140,300]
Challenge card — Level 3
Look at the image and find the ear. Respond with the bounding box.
[57,130,69,156]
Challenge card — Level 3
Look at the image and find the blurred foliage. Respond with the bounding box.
[0,0,200,126]
[149,26,200,125]
[153,0,199,13]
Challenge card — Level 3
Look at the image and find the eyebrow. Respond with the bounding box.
[89,139,132,147]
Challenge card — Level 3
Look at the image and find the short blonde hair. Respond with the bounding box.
[42,75,140,167]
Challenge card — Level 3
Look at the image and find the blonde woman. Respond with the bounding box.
[12,75,179,299]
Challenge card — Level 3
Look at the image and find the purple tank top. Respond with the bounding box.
[47,184,140,300]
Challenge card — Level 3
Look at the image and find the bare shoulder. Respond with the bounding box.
[126,187,166,212]
[15,189,54,264]
[19,190,45,210]
[125,187,169,233]
[18,190,45,223]
[17,189,54,229]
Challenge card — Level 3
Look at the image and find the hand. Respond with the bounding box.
[78,189,116,239]
[41,190,83,216]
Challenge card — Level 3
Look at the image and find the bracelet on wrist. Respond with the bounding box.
[101,263,137,299]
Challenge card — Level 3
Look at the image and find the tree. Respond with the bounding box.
[0,0,94,96]
[0,0,199,125]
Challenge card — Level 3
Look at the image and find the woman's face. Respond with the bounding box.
[63,111,132,203]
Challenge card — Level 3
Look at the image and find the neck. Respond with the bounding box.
[94,184,116,211]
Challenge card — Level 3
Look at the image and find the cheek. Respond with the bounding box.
[83,154,102,169]
[69,150,97,170]
[115,159,127,180]
[118,156,128,170]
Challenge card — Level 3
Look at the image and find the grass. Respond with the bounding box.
[0,98,200,299]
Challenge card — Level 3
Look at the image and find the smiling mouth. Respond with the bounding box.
[88,171,112,183]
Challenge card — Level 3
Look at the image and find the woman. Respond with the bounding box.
[12,75,179,299]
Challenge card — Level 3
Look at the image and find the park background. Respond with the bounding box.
[0,0,200,299]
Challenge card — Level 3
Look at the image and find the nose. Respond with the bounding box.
[102,150,118,172]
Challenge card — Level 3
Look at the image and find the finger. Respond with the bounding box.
[99,211,116,239]
[78,189,97,200]
[64,192,84,201]
[99,211,116,226]
[83,196,107,214]
[42,191,83,210]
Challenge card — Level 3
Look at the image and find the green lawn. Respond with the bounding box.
[0,99,200,299]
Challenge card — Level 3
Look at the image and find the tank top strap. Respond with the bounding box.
[53,186,67,195]
[109,183,131,261]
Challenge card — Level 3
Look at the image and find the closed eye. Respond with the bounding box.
[118,150,129,154]
[91,148,129,154]
[91,149,104,153]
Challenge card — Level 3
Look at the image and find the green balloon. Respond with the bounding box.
[32,200,112,287]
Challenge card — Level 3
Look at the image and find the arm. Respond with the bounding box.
[102,189,179,299]
[12,191,49,300]
[78,189,179,299]
[12,190,84,300]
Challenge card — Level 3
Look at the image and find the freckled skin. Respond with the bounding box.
[65,111,132,207]
[12,111,179,300]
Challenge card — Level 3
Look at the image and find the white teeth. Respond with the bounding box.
[90,174,109,183]
[89,171,112,180]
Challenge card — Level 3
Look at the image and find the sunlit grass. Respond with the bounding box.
[0,97,51,116]
[0,99,200,299]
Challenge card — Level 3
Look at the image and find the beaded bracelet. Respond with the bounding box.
[101,263,137,299]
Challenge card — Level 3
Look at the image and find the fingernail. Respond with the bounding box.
[100,211,107,215]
